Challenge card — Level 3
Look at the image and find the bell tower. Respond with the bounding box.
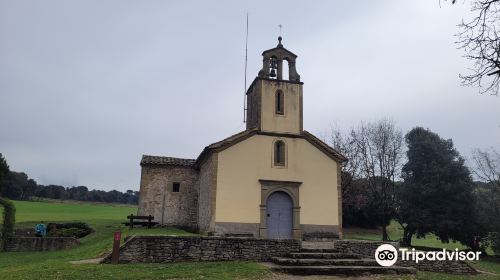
[246,37,303,135]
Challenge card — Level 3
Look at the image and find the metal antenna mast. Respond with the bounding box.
[243,13,249,123]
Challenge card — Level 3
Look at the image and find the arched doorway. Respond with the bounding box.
[266,191,293,239]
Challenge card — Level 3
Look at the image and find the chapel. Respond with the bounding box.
[137,37,347,239]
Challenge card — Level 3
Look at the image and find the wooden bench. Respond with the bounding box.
[123,214,158,229]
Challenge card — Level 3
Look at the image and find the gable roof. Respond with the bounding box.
[141,155,196,167]
[195,129,347,165]
[262,46,297,58]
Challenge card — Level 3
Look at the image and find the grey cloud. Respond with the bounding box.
[1,0,498,190]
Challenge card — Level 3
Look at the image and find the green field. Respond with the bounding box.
[12,200,138,222]
[0,200,499,280]
[344,221,469,251]
[0,200,268,280]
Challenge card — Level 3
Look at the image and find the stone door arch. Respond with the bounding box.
[259,179,302,239]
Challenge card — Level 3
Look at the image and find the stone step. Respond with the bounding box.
[271,257,379,267]
[299,248,340,253]
[223,233,254,238]
[289,252,364,259]
[266,264,417,276]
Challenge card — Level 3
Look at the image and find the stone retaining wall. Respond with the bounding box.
[334,240,477,274]
[5,237,80,252]
[302,231,339,241]
[335,240,397,257]
[102,236,301,263]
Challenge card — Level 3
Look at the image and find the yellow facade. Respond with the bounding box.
[259,80,302,134]
[138,38,344,239]
[215,134,340,226]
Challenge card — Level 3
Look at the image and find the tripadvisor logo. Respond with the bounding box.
[375,244,398,267]
[374,244,482,267]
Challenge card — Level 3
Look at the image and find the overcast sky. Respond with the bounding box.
[1,1,499,191]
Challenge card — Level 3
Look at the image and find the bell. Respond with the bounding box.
[270,68,276,78]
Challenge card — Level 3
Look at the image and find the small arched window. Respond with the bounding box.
[275,90,284,115]
[274,140,285,166]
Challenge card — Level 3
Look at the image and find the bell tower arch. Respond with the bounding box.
[258,36,301,82]
[246,37,304,134]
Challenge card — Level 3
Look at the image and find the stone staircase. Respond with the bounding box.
[266,247,417,276]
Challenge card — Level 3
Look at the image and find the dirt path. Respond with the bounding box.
[69,258,104,264]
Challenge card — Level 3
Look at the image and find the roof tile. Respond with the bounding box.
[141,155,196,167]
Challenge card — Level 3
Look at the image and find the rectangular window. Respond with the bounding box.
[275,91,284,115]
[274,141,285,166]
[172,182,180,192]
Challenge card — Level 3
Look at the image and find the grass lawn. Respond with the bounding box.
[344,221,500,279]
[0,200,269,280]
[344,220,468,251]
[1,200,500,280]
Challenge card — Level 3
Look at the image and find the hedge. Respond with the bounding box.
[0,197,16,251]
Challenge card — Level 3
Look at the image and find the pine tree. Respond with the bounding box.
[397,128,480,249]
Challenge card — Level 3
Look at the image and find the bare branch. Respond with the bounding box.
[455,0,500,95]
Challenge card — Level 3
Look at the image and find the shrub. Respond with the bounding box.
[47,222,93,238]
[488,232,500,255]
[0,197,16,250]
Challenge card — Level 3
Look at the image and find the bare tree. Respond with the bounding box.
[452,0,500,95]
[472,148,500,187]
[471,148,500,249]
[329,127,361,198]
[350,119,404,241]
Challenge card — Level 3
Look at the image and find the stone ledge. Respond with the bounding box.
[302,232,339,241]
[5,237,80,252]
[102,235,301,263]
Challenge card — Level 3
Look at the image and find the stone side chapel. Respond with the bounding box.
[138,37,347,239]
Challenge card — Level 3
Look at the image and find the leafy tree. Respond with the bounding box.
[0,154,8,192]
[2,172,37,200]
[0,153,16,251]
[397,127,481,249]
[0,161,139,205]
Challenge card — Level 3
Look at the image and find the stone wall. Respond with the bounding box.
[335,240,397,257]
[245,82,261,130]
[302,231,339,241]
[102,236,300,263]
[215,222,259,237]
[197,153,218,233]
[334,240,477,274]
[5,237,79,251]
[138,165,198,229]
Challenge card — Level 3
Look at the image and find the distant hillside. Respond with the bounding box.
[1,170,138,205]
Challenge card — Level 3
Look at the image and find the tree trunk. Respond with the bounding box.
[382,225,389,241]
[401,227,413,247]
